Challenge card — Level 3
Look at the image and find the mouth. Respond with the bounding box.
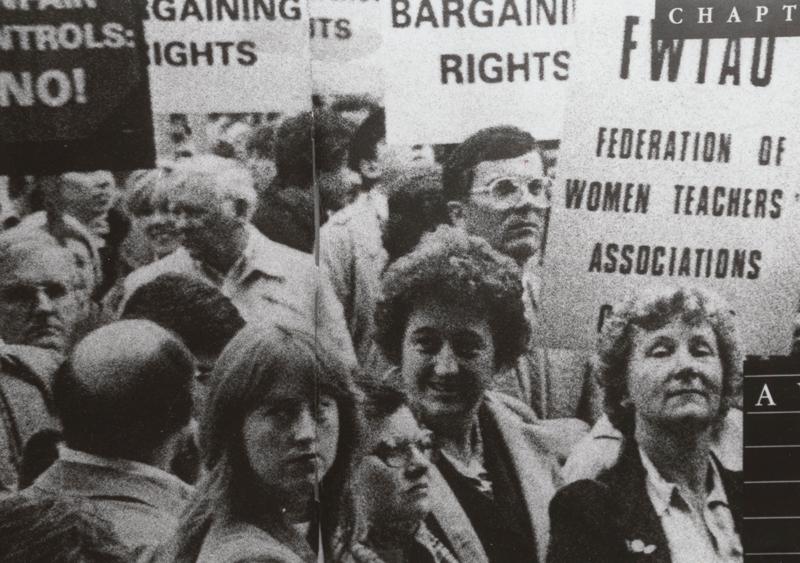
[667,389,708,400]
[505,221,539,237]
[425,378,460,395]
[288,452,318,467]
[147,226,179,245]
[405,482,429,497]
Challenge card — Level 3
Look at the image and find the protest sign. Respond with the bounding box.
[380,0,576,145]
[144,0,312,113]
[0,0,155,174]
[309,0,382,97]
[541,0,800,356]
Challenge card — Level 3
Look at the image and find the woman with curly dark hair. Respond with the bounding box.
[548,285,743,562]
[373,226,587,563]
[157,323,360,563]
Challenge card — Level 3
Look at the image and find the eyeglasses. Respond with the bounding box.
[0,282,69,306]
[371,434,435,469]
[471,176,552,210]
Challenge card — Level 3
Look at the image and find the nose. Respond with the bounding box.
[33,288,55,313]
[433,342,459,377]
[515,186,550,212]
[405,446,430,479]
[173,213,190,232]
[292,405,316,443]
[153,207,174,224]
[672,346,704,378]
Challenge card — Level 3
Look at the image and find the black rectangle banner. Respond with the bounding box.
[654,0,800,39]
[743,356,800,559]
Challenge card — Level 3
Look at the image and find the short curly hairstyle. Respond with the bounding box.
[595,284,743,436]
[375,226,529,370]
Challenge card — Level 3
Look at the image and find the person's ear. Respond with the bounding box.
[447,201,465,226]
[359,158,380,181]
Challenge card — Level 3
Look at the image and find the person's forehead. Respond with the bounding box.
[369,406,421,447]
[0,246,73,285]
[260,375,318,404]
[169,181,221,208]
[632,317,716,344]
[407,298,491,333]
[471,150,544,183]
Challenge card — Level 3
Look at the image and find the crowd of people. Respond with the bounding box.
[0,103,744,562]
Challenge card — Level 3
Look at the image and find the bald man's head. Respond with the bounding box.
[54,320,194,462]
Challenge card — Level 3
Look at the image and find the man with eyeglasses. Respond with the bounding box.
[443,126,593,421]
[0,232,81,491]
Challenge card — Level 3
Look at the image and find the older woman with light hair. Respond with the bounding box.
[548,284,743,562]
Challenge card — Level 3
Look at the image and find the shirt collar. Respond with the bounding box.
[639,447,729,517]
[368,190,389,223]
[58,444,189,493]
[201,225,293,286]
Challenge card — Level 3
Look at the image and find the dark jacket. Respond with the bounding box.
[0,345,61,491]
[547,441,742,563]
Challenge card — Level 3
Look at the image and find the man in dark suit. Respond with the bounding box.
[548,284,743,562]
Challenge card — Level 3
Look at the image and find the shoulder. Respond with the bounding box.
[484,392,589,460]
[551,478,612,515]
[123,249,192,292]
[196,522,307,563]
[325,193,373,228]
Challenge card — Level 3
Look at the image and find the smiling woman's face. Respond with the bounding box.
[241,377,340,503]
[626,317,723,430]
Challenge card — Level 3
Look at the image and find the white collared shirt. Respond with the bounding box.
[58,444,189,494]
[639,448,743,563]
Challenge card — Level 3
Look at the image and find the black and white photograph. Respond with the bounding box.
[1,0,799,561]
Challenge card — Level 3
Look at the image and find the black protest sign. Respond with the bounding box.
[0,0,154,174]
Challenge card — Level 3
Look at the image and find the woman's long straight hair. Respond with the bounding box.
[163,323,361,562]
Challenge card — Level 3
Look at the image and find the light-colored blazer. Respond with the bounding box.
[196,521,316,563]
[427,391,589,563]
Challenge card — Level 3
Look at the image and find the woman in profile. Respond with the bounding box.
[162,324,360,563]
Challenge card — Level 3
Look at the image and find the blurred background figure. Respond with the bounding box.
[322,168,443,373]
[549,285,743,563]
[120,163,182,273]
[0,494,135,563]
[0,176,22,231]
[243,123,278,198]
[0,233,80,492]
[336,380,459,563]
[330,94,381,127]
[253,110,357,253]
[121,273,244,424]
[160,324,359,562]
[119,157,353,360]
[37,171,121,245]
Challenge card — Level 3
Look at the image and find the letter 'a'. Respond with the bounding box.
[755,384,776,407]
